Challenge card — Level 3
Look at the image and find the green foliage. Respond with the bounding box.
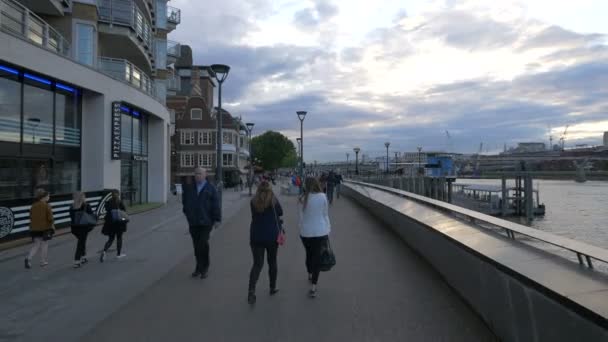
[251,131,297,171]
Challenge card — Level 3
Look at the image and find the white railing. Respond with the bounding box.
[167,72,181,91]
[0,0,70,56]
[167,40,180,58]
[98,57,155,97]
[167,5,180,25]
[98,0,152,49]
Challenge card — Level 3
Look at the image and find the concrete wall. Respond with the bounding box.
[342,182,608,342]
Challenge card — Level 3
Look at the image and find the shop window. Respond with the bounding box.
[55,90,80,147]
[0,73,21,143]
[23,83,53,145]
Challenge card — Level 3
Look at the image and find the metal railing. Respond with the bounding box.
[167,40,181,58]
[0,0,70,56]
[346,180,608,270]
[98,0,152,49]
[167,71,180,91]
[98,57,154,96]
[166,5,180,25]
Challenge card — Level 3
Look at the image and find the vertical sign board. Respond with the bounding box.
[111,102,122,159]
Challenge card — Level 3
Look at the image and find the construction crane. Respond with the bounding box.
[559,125,570,151]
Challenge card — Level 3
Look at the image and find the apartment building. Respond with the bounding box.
[167,49,250,187]
[0,0,181,239]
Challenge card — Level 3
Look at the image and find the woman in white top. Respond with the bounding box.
[299,177,331,298]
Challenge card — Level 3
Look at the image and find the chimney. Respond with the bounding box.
[190,67,202,96]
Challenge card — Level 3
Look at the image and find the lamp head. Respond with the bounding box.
[246,122,254,132]
[210,64,230,83]
[353,147,360,153]
[385,142,390,148]
[296,111,307,121]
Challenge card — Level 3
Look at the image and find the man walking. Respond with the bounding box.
[182,167,221,278]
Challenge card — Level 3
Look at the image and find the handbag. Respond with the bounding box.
[271,201,285,246]
[111,209,129,223]
[319,238,336,272]
[73,211,97,227]
[42,229,54,241]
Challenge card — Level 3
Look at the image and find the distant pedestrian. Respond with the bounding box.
[100,190,128,262]
[182,167,221,279]
[299,177,331,298]
[247,181,284,304]
[25,189,54,269]
[69,192,96,268]
[335,173,343,199]
[326,171,337,204]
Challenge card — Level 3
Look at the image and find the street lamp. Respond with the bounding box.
[417,146,423,176]
[27,118,40,144]
[210,64,230,211]
[354,147,360,175]
[296,137,302,172]
[384,142,390,175]
[246,122,254,196]
[296,111,307,193]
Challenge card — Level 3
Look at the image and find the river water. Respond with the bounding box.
[455,179,608,250]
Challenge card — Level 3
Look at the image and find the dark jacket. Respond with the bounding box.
[182,182,221,227]
[102,200,127,235]
[69,203,95,233]
[250,198,283,243]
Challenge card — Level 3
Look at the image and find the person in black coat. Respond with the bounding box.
[247,181,283,304]
[100,190,127,262]
[182,167,221,279]
[69,192,96,268]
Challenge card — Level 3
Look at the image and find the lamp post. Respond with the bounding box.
[296,111,307,193]
[354,147,360,175]
[384,142,390,175]
[346,153,350,176]
[210,64,230,211]
[27,118,40,144]
[296,137,302,174]
[417,146,423,175]
[246,122,254,196]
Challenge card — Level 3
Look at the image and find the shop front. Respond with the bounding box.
[116,103,149,206]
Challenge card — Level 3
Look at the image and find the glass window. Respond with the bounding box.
[55,91,80,147]
[0,74,21,143]
[22,159,51,198]
[0,159,18,200]
[191,108,202,120]
[155,39,167,70]
[181,153,194,167]
[156,0,167,29]
[133,116,142,154]
[76,23,95,66]
[142,116,148,154]
[52,160,80,195]
[223,153,233,166]
[23,83,53,145]
[121,113,132,153]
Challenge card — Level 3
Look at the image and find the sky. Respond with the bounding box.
[169,0,608,161]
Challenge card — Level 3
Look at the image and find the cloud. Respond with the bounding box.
[293,0,339,30]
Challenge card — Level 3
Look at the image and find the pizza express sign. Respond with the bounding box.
[111,102,122,160]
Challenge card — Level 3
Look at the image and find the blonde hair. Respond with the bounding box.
[72,191,86,209]
[252,181,274,213]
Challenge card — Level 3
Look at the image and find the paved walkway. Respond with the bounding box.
[82,192,496,342]
[0,190,250,342]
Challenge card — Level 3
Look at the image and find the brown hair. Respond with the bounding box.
[111,190,121,204]
[72,191,86,209]
[34,188,49,201]
[252,181,274,213]
[300,177,322,210]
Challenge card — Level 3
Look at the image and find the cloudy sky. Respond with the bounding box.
[170,0,608,161]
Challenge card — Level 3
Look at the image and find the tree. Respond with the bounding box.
[251,131,297,171]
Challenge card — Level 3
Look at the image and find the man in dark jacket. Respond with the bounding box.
[182,167,221,278]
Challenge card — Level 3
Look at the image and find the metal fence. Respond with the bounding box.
[98,57,154,96]
[167,40,181,58]
[167,5,180,25]
[0,0,70,56]
[97,0,152,49]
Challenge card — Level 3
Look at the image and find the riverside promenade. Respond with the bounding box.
[0,188,495,342]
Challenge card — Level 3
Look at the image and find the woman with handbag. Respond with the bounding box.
[25,189,54,269]
[100,190,128,262]
[69,192,97,268]
[299,177,331,298]
[247,181,284,305]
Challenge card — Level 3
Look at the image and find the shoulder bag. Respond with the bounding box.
[319,238,336,272]
[272,203,285,246]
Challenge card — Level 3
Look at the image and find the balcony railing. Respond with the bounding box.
[0,0,70,56]
[167,5,180,25]
[167,40,181,58]
[98,0,153,49]
[167,72,180,92]
[98,57,155,97]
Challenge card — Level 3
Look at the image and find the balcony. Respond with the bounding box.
[14,0,70,16]
[167,39,180,63]
[97,0,154,71]
[1,0,70,55]
[166,5,180,30]
[167,71,181,94]
[98,57,155,97]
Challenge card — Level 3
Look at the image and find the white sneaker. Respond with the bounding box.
[116,254,127,259]
[40,262,49,267]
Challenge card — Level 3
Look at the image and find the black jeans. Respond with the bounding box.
[327,185,335,204]
[248,241,278,292]
[190,225,212,273]
[104,232,123,255]
[300,235,329,285]
[72,229,89,261]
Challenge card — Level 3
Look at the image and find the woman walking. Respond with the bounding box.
[248,181,284,304]
[69,192,96,268]
[100,190,128,262]
[299,177,331,298]
[25,189,54,269]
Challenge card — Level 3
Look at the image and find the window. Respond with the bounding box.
[222,132,232,144]
[180,131,194,145]
[198,131,212,145]
[191,108,202,120]
[155,39,167,70]
[23,83,53,145]
[198,153,213,167]
[222,153,234,166]
[240,136,244,148]
[156,0,167,29]
[55,90,80,147]
[0,73,21,143]
[181,153,194,167]
[76,23,95,66]
[120,113,132,152]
